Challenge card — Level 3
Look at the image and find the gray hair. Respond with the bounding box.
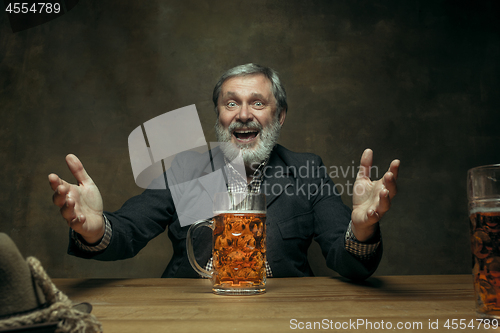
[212,63,288,115]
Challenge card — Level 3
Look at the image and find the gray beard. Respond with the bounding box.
[215,118,281,167]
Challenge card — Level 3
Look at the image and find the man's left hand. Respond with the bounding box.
[351,149,400,242]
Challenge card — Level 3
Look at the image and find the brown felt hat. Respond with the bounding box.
[0,233,102,333]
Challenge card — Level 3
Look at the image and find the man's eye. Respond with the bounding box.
[227,102,237,108]
[254,101,263,107]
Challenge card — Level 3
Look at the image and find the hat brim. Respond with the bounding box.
[0,302,93,333]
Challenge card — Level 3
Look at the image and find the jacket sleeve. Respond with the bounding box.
[311,157,383,281]
[67,185,176,261]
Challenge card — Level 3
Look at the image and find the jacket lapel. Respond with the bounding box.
[262,148,294,208]
[197,146,227,202]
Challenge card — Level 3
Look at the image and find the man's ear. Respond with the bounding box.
[278,109,287,127]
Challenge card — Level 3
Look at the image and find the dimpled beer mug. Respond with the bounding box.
[187,192,266,295]
[468,165,500,319]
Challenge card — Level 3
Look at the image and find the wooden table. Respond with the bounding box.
[54,275,498,333]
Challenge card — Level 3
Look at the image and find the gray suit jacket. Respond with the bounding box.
[68,145,382,280]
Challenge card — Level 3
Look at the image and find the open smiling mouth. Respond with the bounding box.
[232,129,260,143]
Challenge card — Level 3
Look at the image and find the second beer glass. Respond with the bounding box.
[468,165,500,319]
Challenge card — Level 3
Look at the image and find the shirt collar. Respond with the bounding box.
[224,157,269,193]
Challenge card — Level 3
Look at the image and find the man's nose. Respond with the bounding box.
[236,104,254,123]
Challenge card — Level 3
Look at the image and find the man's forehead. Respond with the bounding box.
[220,74,273,97]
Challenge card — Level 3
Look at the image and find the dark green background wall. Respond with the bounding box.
[1,0,499,278]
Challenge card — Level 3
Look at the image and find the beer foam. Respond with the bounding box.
[214,210,266,215]
[470,207,500,215]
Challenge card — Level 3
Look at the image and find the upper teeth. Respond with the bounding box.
[234,130,257,133]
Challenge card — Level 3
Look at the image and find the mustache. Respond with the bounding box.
[228,121,263,132]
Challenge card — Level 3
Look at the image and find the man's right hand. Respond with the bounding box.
[49,154,105,244]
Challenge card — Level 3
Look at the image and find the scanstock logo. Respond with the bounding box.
[128,105,245,227]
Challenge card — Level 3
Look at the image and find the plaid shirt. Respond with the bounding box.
[345,220,380,260]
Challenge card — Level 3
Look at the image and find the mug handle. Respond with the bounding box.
[186,219,214,278]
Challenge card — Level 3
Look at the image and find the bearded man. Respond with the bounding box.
[49,64,399,280]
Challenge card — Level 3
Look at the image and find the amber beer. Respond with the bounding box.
[212,212,266,290]
[187,192,267,295]
[470,208,500,318]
